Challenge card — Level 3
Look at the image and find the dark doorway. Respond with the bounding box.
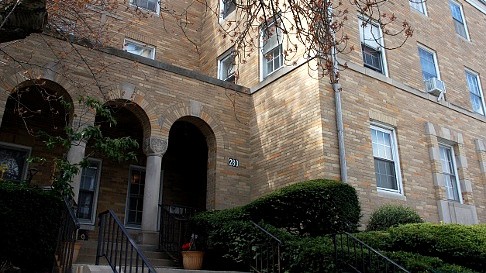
[162,119,208,210]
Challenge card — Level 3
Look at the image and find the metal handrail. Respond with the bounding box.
[333,232,410,273]
[158,204,199,260]
[96,210,156,273]
[52,197,80,273]
[250,221,282,273]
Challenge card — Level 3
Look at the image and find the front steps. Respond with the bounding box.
[75,240,175,268]
[74,265,248,273]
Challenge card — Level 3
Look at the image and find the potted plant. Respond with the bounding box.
[181,233,204,270]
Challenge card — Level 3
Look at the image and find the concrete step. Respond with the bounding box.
[75,240,176,268]
[74,264,249,273]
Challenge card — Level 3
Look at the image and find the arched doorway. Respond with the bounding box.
[0,80,73,186]
[162,117,214,211]
[82,100,149,227]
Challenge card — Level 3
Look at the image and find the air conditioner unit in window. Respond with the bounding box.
[425,77,446,101]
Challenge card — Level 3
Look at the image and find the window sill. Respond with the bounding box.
[377,190,406,201]
[79,223,96,231]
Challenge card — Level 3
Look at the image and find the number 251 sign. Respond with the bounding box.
[228,158,239,168]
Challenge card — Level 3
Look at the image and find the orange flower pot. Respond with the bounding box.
[181,251,204,270]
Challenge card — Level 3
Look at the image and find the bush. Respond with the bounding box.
[366,204,423,231]
[0,182,63,273]
[387,223,486,272]
[283,236,337,273]
[246,179,361,235]
[384,251,479,273]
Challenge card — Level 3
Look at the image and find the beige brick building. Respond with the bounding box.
[1,0,485,243]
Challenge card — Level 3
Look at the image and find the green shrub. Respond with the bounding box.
[283,236,337,273]
[366,204,423,231]
[384,251,479,273]
[387,223,486,272]
[246,179,361,235]
[0,181,63,273]
[354,230,392,250]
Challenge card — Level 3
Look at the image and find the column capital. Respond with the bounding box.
[143,136,167,156]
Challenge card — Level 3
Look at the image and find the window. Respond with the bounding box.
[123,39,155,59]
[439,145,461,202]
[0,143,30,181]
[371,125,402,193]
[260,19,283,79]
[410,0,427,15]
[77,159,102,224]
[218,50,236,82]
[449,1,469,39]
[418,46,440,81]
[129,0,159,13]
[126,166,146,227]
[466,70,485,115]
[221,0,236,19]
[359,18,387,75]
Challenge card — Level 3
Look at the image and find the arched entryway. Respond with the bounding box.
[0,80,73,186]
[80,100,149,228]
[161,116,215,211]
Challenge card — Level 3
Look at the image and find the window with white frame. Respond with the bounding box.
[410,0,427,15]
[359,18,387,75]
[449,0,469,39]
[370,125,402,193]
[129,0,159,13]
[221,0,236,19]
[439,144,462,202]
[465,70,485,115]
[126,166,146,228]
[418,46,440,81]
[77,159,102,224]
[123,39,156,59]
[0,143,30,182]
[218,50,236,83]
[261,18,283,79]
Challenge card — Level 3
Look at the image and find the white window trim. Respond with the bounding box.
[358,17,389,77]
[77,158,102,225]
[219,0,236,20]
[465,0,486,14]
[439,143,463,203]
[410,0,428,16]
[449,0,470,40]
[465,68,486,115]
[370,124,403,195]
[260,18,284,81]
[125,165,146,229]
[0,142,31,181]
[418,44,441,81]
[218,49,236,82]
[123,38,156,60]
[129,0,160,14]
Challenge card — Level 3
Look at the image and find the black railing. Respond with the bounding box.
[52,197,80,273]
[158,204,199,260]
[333,232,410,273]
[96,210,155,273]
[250,221,282,273]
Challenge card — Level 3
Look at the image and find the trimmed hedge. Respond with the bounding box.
[0,182,63,273]
[384,251,479,273]
[366,204,423,231]
[245,179,361,235]
[191,179,360,270]
[387,223,486,272]
[356,223,486,272]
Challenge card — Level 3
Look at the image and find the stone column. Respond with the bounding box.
[67,140,87,202]
[141,136,167,244]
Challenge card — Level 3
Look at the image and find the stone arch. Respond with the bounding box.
[0,78,75,185]
[105,83,162,139]
[159,101,227,210]
[104,99,152,141]
[158,101,228,152]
